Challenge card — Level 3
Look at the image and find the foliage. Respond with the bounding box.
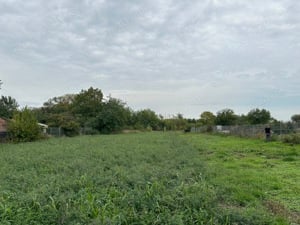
[247,108,271,124]
[164,114,189,131]
[60,117,80,137]
[92,98,131,134]
[0,133,295,224]
[8,108,41,142]
[43,94,75,111]
[133,109,162,130]
[0,95,19,118]
[34,88,105,135]
[236,114,250,125]
[72,87,103,125]
[199,111,216,132]
[215,108,237,125]
[37,94,75,125]
[199,111,216,125]
[291,114,300,123]
[281,133,300,144]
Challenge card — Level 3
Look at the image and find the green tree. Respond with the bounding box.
[291,114,300,123]
[236,114,249,125]
[215,109,237,126]
[200,111,216,125]
[164,114,189,131]
[0,96,19,118]
[72,87,103,125]
[43,94,75,113]
[92,98,130,134]
[8,108,41,142]
[199,111,216,132]
[133,109,161,130]
[39,94,76,125]
[247,108,271,124]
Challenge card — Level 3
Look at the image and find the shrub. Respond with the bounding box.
[61,121,80,137]
[281,133,300,145]
[8,108,41,142]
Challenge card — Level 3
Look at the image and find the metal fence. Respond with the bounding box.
[46,127,96,137]
[47,127,65,137]
[191,123,300,138]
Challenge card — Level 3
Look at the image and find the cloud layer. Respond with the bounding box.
[1,0,300,120]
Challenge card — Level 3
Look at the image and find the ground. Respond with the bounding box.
[0,132,299,224]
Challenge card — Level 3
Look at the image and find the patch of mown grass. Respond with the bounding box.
[181,133,300,224]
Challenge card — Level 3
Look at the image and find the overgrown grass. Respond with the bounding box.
[0,132,298,224]
[281,133,300,145]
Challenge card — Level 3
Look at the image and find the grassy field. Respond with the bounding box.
[0,132,299,224]
[180,133,300,225]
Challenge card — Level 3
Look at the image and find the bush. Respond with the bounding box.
[8,108,41,142]
[92,98,131,134]
[281,133,300,145]
[61,121,80,137]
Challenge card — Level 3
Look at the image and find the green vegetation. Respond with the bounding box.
[181,133,300,224]
[32,88,166,135]
[246,108,271,125]
[215,109,238,126]
[291,114,300,123]
[1,132,299,224]
[1,83,299,138]
[281,133,300,145]
[8,108,41,142]
[0,96,19,119]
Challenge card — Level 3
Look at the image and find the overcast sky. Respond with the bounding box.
[0,0,300,121]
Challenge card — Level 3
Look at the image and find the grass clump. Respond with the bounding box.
[281,133,300,145]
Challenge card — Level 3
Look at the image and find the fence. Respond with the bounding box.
[191,123,300,138]
[0,131,7,142]
[47,127,65,137]
[46,127,96,137]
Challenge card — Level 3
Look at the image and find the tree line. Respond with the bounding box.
[1,83,300,141]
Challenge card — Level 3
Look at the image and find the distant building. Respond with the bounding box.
[38,123,48,134]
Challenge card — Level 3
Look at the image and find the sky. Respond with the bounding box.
[0,0,300,121]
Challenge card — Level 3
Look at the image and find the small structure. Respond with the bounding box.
[38,123,48,134]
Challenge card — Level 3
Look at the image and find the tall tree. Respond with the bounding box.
[0,96,19,118]
[72,87,103,125]
[91,97,130,134]
[39,94,75,126]
[247,108,271,124]
[133,109,161,130]
[199,111,216,125]
[291,114,300,123]
[215,109,237,126]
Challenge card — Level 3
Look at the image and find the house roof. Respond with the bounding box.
[38,123,48,128]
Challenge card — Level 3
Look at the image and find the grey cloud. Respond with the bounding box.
[0,0,300,120]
